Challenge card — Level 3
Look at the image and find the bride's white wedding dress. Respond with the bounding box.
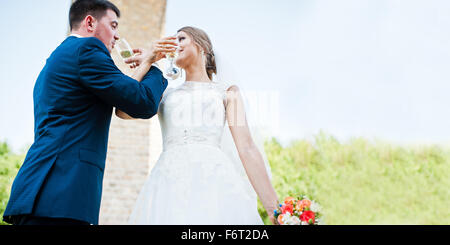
[128,81,264,225]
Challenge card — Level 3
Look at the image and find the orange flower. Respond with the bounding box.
[284,196,296,205]
[277,214,284,225]
[295,199,312,211]
[299,199,311,211]
[281,203,294,215]
[295,200,303,212]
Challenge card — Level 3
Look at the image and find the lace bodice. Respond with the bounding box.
[128,81,265,225]
[158,81,230,151]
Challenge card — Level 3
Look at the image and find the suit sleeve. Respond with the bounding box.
[78,37,168,119]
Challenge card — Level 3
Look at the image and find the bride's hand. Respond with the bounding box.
[269,213,279,225]
[150,36,178,63]
[124,37,177,68]
[265,200,280,225]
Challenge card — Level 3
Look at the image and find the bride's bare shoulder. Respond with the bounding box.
[226,84,239,92]
[224,84,244,109]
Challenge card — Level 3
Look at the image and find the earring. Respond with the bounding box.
[201,50,206,63]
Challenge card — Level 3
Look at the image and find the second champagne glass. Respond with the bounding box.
[163,38,181,80]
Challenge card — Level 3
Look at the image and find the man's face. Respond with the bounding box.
[93,9,119,53]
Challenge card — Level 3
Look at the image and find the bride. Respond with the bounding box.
[116,26,279,225]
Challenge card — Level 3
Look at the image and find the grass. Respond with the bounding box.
[257,132,450,225]
[1,133,449,225]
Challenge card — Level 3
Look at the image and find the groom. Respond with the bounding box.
[2,0,174,225]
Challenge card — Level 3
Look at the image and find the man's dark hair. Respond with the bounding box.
[69,0,121,31]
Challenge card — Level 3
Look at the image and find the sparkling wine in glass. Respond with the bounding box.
[115,38,134,61]
[164,39,181,80]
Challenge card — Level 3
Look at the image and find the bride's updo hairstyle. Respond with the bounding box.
[177,26,217,80]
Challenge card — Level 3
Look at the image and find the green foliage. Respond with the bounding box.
[257,132,450,225]
[0,142,24,225]
[0,142,10,156]
[1,135,449,225]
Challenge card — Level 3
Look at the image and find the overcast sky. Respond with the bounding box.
[1,0,450,152]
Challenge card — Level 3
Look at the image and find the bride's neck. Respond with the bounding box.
[184,64,211,82]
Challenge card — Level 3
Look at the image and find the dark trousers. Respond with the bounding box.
[11,215,91,225]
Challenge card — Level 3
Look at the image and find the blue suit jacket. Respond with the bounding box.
[3,36,167,225]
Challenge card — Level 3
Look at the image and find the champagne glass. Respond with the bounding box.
[115,38,134,61]
[163,38,181,80]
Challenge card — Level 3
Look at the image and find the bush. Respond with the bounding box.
[2,135,449,225]
[257,132,450,224]
[0,142,24,225]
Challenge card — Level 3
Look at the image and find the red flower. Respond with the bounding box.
[281,204,294,215]
[300,210,315,224]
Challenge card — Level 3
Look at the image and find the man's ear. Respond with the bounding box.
[85,15,97,33]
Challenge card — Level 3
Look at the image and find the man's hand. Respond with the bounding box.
[124,36,177,68]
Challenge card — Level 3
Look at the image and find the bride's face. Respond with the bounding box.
[175,31,201,69]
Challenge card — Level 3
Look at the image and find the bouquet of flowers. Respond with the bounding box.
[274,195,323,225]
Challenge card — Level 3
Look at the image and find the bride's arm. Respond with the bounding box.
[225,85,280,224]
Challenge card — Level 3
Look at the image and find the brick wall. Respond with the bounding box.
[96,0,167,225]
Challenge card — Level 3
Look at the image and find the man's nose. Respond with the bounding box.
[114,34,120,40]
